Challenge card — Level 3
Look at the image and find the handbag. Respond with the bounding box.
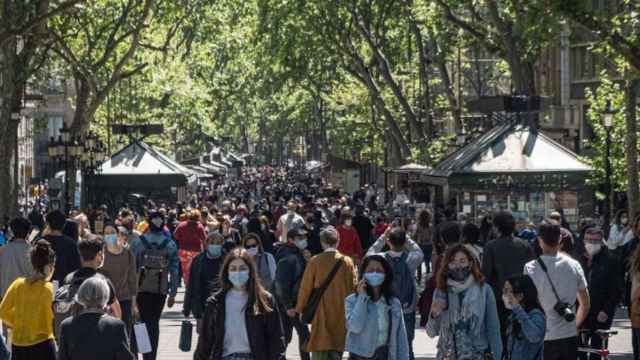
[179,320,193,352]
[300,259,343,324]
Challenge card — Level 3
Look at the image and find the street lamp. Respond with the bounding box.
[47,126,108,214]
[602,99,617,235]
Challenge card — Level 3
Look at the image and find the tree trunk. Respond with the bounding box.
[625,78,639,219]
[0,38,18,220]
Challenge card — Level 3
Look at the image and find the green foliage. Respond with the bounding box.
[582,76,638,191]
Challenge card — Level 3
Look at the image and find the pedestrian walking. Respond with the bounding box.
[276,201,305,243]
[295,226,358,360]
[608,209,632,251]
[100,225,139,339]
[184,232,226,333]
[426,243,502,360]
[193,248,285,360]
[0,217,33,301]
[173,209,207,285]
[578,227,622,359]
[502,275,545,360]
[414,209,433,279]
[43,210,81,283]
[337,214,364,266]
[57,277,134,360]
[130,210,179,360]
[242,233,276,290]
[274,228,311,360]
[345,254,410,360]
[524,220,590,360]
[367,227,423,360]
[481,211,534,339]
[0,240,56,360]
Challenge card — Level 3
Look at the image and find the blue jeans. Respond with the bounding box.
[404,312,415,360]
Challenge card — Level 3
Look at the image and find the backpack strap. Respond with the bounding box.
[139,235,151,249]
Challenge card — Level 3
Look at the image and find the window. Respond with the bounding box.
[47,116,63,139]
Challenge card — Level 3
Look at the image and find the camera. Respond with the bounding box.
[554,301,576,322]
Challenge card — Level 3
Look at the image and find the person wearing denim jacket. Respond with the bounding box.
[503,275,545,360]
[345,254,409,360]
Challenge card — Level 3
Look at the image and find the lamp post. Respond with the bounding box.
[47,126,107,214]
[602,99,616,235]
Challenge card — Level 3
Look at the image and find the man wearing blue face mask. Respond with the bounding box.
[183,232,226,334]
[130,210,179,360]
[274,228,311,360]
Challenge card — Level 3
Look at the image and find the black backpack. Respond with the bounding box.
[385,252,416,311]
[138,235,171,294]
[53,271,106,338]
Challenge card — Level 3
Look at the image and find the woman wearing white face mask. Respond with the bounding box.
[242,233,276,290]
[194,248,285,360]
[608,209,632,250]
[345,254,410,360]
[100,225,138,344]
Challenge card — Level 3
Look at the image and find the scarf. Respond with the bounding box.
[447,276,475,294]
[437,280,487,360]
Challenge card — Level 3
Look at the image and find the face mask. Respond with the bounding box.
[295,239,308,250]
[448,265,471,282]
[228,270,250,288]
[364,272,385,287]
[246,247,259,257]
[622,218,629,225]
[151,218,164,228]
[288,209,296,215]
[104,234,118,246]
[502,294,514,310]
[260,224,267,231]
[207,244,222,258]
[345,220,352,227]
[585,243,602,256]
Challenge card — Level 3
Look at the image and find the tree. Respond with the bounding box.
[0,0,82,218]
[436,0,557,95]
[552,0,640,217]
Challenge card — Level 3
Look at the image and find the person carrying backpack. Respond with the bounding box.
[53,237,121,340]
[367,226,423,360]
[130,210,179,360]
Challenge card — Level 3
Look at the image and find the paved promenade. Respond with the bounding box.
[155,289,635,360]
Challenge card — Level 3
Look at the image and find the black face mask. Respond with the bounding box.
[448,266,471,282]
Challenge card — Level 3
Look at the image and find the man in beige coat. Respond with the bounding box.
[296,226,357,360]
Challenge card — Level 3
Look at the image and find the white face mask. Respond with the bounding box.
[502,294,513,310]
[345,220,352,227]
[585,243,602,256]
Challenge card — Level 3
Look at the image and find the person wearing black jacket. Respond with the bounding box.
[481,211,534,340]
[194,248,285,360]
[274,228,311,360]
[579,227,623,359]
[43,210,81,283]
[183,233,225,333]
[58,277,134,360]
[352,206,374,252]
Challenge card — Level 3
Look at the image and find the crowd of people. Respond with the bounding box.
[0,166,637,360]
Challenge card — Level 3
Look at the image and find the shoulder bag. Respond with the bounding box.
[300,259,343,324]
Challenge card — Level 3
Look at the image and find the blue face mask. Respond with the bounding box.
[228,270,250,288]
[364,272,385,287]
[295,239,308,250]
[104,234,118,246]
[207,244,222,258]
